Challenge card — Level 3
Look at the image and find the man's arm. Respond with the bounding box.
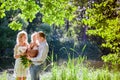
[31,45,49,62]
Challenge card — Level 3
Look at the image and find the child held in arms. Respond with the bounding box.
[27,32,39,58]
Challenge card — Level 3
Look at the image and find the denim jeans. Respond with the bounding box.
[30,64,42,80]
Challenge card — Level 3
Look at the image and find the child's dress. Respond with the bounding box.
[14,45,28,77]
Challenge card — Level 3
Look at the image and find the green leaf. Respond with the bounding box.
[9,21,22,30]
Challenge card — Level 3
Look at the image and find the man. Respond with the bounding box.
[28,31,49,80]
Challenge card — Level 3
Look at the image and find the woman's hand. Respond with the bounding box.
[20,52,26,56]
[14,54,21,59]
[14,53,26,59]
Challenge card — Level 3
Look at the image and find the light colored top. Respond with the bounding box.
[18,46,27,55]
[14,45,27,56]
[14,45,28,77]
[31,41,49,65]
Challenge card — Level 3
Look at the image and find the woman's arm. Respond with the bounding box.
[13,45,21,59]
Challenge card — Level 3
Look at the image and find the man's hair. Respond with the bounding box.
[38,31,46,38]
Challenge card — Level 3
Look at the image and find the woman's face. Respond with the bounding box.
[19,34,26,44]
[22,35,26,42]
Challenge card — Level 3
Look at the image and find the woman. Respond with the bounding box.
[14,31,28,80]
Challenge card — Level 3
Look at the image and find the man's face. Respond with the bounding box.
[37,33,43,42]
[39,36,44,42]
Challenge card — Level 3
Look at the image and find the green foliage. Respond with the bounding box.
[0,26,17,57]
[0,0,76,30]
[9,14,29,30]
[0,0,40,30]
[102,53,120,65]
[0,71,7,80]
[1,56,120,80]
[96,69,111,80]
[36,23,52,35]
[75,41,102,60]
[9,21,22,30]
[20,55,32,68]
[0,10,18,57]
[41,56,120,80]
[49,56,82,80]
[82,0,120,64]
[0,2,5,18]
[40,0,76,25]
[45,25,102,60]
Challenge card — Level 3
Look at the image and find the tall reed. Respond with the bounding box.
[41,55,120,80]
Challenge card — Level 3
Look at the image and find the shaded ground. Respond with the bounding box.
[0,57,14,72]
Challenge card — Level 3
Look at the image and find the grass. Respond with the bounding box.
[0,56,120,80]
[41,56,120,80]
[0,71,7,80]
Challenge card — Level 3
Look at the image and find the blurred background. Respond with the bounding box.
[0,0,120,72]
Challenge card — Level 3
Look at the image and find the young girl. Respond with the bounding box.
[27,32,39,58]
[14,31,28,80]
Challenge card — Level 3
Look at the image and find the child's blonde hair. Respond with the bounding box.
[16,31,28,45]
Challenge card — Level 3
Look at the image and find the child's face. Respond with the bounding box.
[33,35,37,42]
